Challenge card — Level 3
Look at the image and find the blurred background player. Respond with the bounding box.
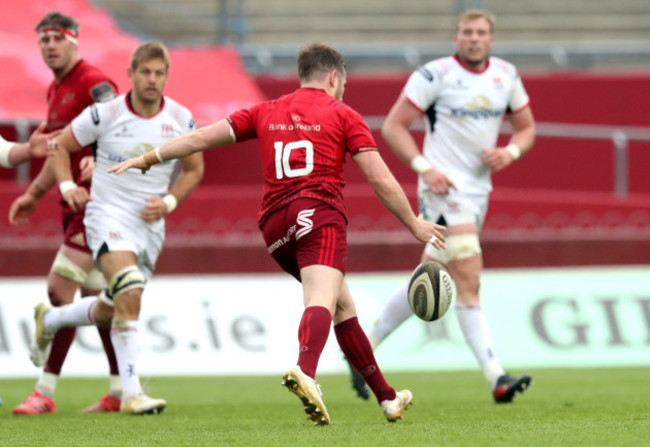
[106,42,446,425]
[0,123,59,168]
[350,10,537,404]
[33,40,204,415]
[11,11,121,415]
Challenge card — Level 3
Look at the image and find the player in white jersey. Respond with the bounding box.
[349,10,537,404]
[31,41,204,415]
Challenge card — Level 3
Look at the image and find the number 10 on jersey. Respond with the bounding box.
[274,140,314,179]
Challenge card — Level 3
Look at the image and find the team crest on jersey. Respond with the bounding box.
[161,123,175,138]
[492,76,504,90]
[61,92,75,105]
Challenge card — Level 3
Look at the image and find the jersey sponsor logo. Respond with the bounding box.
[114,125,134,138]
[452,78,469,90]
[295,209,315,240]
[450,96,504,120]
[90,82,117,103]
[267,224,297,254]
[90,105,100,125]
[417,66,434,82]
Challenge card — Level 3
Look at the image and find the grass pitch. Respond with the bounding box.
[1,368,648,447]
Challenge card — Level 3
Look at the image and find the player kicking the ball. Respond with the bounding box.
[31,41,204,415]
[108,42,446,425]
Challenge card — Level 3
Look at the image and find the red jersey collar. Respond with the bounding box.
[452,53,490,74]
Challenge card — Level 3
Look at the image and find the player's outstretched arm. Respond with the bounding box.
[0,123,60,168]
[353,150,446,249]
[109,119,235,175]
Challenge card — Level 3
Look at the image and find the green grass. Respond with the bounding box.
[1,368,648,446]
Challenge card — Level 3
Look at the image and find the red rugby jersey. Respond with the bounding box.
[46,59,117,192]
[227,87,377,226]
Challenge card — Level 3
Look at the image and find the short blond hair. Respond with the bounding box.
[456,9,495,34]
[130,41,170,71]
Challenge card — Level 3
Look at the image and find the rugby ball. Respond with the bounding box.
[407,261,455,321]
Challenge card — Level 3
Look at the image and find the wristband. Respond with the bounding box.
[155,147,165,163]
[505,143,521,160]
[59,180,77,196]
[410,155,433,174]
[162,194,178,213]
[27,182,47,200]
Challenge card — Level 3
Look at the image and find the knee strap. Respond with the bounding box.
[50,250,88,284]
[108,265,146,299]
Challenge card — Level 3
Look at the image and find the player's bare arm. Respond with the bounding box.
[481,106,536,173]
[109,119,233,175]
[383,95,456,195]
[8,143,62,225]
[48,125,88,212]
[140,152,204,223]
[4,122,60,167]
[353,150,446,249]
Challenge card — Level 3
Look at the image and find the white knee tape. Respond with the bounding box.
[82,268,107,291]
[424,233,481,264]
[50,251,88,284]
[108,265,146,299]
[99,289,115,307]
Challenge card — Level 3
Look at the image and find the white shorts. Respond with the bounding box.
[418,189,489,230]
[84,203,164,279]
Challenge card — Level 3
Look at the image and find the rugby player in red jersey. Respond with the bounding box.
[11,11,121,415]
[109,42,447,425]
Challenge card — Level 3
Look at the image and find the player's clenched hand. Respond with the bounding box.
[481,147,514,173]
[9,193,39,225]
[108,155,150,175]
[411,217,447,250]
[422,169,456,195]
[63,187,90,212]
[141,197,167,223]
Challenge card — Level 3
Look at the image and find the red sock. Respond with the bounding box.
[335,317,396,404]
[97,327,119,375]
[44,327,76,375]
[296,306,332,379]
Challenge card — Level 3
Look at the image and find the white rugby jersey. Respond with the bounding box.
[403,55,530,195]
[71,93,195,215]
